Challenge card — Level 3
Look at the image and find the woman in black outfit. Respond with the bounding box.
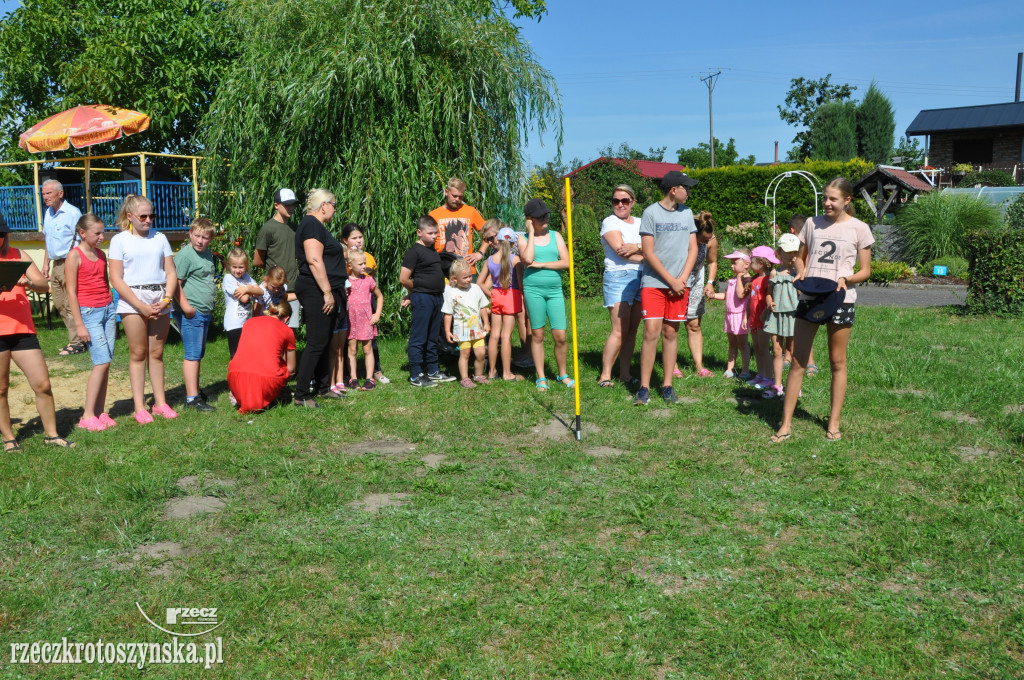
[293,189,348,407]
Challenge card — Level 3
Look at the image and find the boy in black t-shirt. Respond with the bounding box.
[400,216,455,387]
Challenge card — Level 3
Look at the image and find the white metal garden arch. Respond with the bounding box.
[764,170,822,244]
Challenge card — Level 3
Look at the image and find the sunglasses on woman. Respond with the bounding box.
[611,198,633,206]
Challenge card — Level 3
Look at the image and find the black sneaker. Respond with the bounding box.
[427,371,456,383]
[410,374,438,388]
[184,396,216,412]
[661,386,679,405]
[633,387,650,406]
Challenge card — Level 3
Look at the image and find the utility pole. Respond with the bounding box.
[700,70,721,168]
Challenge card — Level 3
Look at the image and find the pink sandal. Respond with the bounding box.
[151,403,178,419]
[696,368,714,378]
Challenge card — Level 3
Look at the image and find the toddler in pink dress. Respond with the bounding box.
[714,250,752,378]
[346,250,383,390]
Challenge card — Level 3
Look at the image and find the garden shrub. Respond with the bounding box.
[1005,192,1024,231]
[868,260,912,283]
[922,256,968,280]
[965,229,1024,316]
[893,192,1002,265]
[564,204,603,299]
[957,169,1016,188]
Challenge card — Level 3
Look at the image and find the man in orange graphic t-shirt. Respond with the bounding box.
[428,177,486,268]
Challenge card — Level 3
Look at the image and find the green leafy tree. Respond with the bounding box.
[856,82,896,165]
[199,0,561,330]
[675,137,755,169]
[779,75,857,160]
[596,143,666,162]
[808,101,858,161]
[891,136,925,170]
[0,0,236,162]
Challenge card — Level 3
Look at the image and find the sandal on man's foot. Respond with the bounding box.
[826,430,842,442]
[58,343,86,357]
[535,377,549,391]
[3,439,21,452]
[597,379,615,388]
[770,432,792,444]
[43,436,76,448]
[556,374,575,389]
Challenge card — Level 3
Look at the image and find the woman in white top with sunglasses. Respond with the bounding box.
[597,184,644,387]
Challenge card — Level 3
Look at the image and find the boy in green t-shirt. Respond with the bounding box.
[172,218,219,412]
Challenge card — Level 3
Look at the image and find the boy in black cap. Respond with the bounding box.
[635,171,699,406]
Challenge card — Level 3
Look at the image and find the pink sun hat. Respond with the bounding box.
[751,245,780,264]
[723,250,750,261]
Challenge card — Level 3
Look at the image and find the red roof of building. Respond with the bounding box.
[853,165,934,195]
[564,157,687,179]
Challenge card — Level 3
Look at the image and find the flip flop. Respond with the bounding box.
[43,436,76,448]
[57,343,86,357]
[597,379,615,388]
[770,432,792,444]
[826,430,842,442]
[806,364,819,375]
[502,374,526,382]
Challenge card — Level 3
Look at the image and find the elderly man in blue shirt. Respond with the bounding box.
[40,179,84,355]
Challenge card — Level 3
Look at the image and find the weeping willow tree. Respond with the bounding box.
[199,0,561,325]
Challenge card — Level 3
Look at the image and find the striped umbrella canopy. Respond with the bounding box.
[18,105,150,153]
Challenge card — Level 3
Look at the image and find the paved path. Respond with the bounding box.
[855,283,967,308]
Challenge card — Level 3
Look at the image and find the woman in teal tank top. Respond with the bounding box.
[519,199,572,391]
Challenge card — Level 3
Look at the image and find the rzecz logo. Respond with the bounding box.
[136,603,223,637]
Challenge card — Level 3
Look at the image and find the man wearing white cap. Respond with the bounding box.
[254,188,301,328]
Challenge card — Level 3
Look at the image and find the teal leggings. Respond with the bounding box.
[523,275,567,330]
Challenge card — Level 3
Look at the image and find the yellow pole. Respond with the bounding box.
[139,152,147,198]
[84,158,92,213]
[563,177,582,441]
[191,157,199,219]
[33,163,42,231]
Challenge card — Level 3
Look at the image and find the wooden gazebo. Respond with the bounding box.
[853,165,934,225]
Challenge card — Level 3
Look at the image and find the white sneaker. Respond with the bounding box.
[375,372,391,385]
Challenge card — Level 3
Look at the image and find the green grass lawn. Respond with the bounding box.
[1,298,1023,678]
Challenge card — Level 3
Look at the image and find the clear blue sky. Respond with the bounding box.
[3,0,1023,168]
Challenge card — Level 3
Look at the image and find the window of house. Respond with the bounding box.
[952,138,994,164]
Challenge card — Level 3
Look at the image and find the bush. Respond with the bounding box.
[965,229,1024,316]
[957,169,1016,188]
[893,192,1002,265]
[922,256,968,280]
[1005,193,1024,231]
[564,204,603,299]
[868,260,912,283]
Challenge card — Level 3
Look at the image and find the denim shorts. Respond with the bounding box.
[602,268,642,307]
[172,308,212,361]
[80,303,117,366]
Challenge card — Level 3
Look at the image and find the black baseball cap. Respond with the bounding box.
[660,171,698,191]
[273,188,299,206]
[524,198,551,219]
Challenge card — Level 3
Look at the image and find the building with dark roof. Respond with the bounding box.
[906,102,1024,169]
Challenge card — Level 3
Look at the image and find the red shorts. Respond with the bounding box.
[641,287,689,322]
[490,287,523,315]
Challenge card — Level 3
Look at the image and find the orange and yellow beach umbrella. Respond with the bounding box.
[18,105,150,153]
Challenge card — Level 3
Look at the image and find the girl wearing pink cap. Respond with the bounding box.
[714,249,752,378]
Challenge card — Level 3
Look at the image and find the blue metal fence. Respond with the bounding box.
[0,180,193,231]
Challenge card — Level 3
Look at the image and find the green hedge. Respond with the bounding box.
[965,230,1024,316]
[564,204,603,299]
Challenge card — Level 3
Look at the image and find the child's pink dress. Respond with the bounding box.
[347,275,378,341]
[724,278,749,336]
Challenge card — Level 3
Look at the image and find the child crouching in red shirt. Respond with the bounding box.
[227,301,296,413]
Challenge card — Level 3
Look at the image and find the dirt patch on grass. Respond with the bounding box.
[8,366,135,428]
[113,541,188,575]
[892,388,926,397]
[585,446,627,459]
[530,417,598,441]
[345,440,417,456]
[760,526,800,555]
[176,476,236,492]
[163,496,226,520]
[420,454,446,469]
[939,411,979,425]
[1003,404,1024,416]
[956,446,1000,462]
[346,492,412,514]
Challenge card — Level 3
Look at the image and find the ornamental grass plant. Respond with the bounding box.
[893,192,1002,265]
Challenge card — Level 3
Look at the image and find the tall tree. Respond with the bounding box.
[0,0,236,161]
[856,82,896,165]
[891,136,925,170]
[199,0,561,323]
[807,101,857,161]
[779,75,856,160]
[596,143,667,162]
[675,137,755,169]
